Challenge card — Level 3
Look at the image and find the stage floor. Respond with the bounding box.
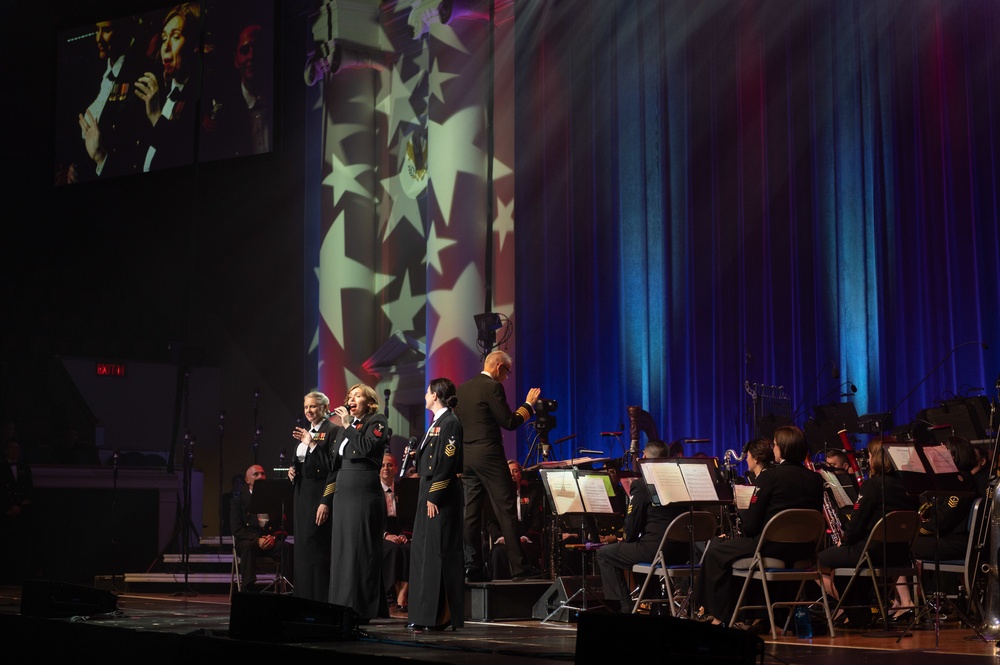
[1,585,998,663]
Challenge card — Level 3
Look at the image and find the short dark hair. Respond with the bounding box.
[643,440,668,459]
[773,425,808,464]
[744,438,774,467]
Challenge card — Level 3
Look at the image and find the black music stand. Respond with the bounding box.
[638,457,733,618]
[538,468,617,621]
[885,443,981,644]
[248,479,295,594]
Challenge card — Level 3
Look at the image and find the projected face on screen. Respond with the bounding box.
[55,1,275,185]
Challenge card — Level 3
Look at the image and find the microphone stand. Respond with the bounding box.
[791,359,838,421]
[252,389,260,465]
[217,412,225,548]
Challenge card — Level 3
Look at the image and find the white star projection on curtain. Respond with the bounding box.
[309,2,519,434]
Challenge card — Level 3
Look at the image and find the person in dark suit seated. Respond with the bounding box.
[455,350,543,582]
[380,452,413,612]
[230,464,291,591]
[595,440,688,613]
[695,425,824,628]
[485,460,545,579]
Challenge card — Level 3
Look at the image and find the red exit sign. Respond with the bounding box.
[96,362,127,377]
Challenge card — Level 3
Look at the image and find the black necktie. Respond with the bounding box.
[168,86,182,102]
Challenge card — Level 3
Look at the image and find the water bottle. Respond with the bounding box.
[794,605,813,638]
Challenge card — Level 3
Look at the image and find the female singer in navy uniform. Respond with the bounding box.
[327,384,389,620]
[695,425,824,627]
[288,391,340,601]
[407,378,465,631]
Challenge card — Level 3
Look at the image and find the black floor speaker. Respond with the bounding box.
[229,592,359,642]
[531,575,607,622]
[20,579,119,618]
[576,613,764,664]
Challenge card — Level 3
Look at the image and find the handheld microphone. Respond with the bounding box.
[400,436,418,478]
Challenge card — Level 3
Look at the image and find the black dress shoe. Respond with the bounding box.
[465,568,489,583]
[512,567,546,582]
[407,622,451,631]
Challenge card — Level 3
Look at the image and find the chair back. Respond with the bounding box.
[755,508,826,547]
[864,510,920,549]
[663,510,718,544]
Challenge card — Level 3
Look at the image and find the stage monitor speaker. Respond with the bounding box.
[20,579,119,618]
[229,591,359,642]
[531,575,607,623]
[576,613,764,664]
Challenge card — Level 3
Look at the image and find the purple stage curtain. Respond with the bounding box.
[513,0,1000,462]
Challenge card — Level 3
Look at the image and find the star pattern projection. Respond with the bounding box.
[320,210,395,348]
[317,14,519,370]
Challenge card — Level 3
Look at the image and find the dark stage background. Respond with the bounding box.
[1,0,999,557]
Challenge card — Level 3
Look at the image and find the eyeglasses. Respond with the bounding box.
[498,364,512,378]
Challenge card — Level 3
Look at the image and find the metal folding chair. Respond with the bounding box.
[631,510,718,616]
[730,508,836,638]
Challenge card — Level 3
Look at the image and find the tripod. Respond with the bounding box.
[900,494,982,645]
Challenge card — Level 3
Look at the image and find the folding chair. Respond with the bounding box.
[631,510,718,616]
[831,510,922,624]
[730,508,836,639]
[230,543,242,599]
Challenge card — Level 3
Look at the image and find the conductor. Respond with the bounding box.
[455,350,542,581]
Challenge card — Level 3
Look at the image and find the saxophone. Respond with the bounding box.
[723,448,745,538]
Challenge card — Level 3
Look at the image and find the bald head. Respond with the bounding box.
[245,464,266,488]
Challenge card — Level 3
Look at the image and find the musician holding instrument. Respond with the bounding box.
[595,440,687,613]
[695,425,824,628]
[817,438,918,621]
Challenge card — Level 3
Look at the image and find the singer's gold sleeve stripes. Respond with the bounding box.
[429,479,451,493]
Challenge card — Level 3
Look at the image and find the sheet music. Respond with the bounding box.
[642,461,692,504]
[544,470,584,514]
[923,444,959,474]
[733,484,755,510]
[678,463,719,501]
[818,469,852,508]
[579,475,615,513]
[886,445,924,473]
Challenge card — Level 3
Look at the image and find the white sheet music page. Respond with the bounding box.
[923,444,959,474]
[678,463,718,501]
[579,475,614,513]
[733,484,755,510]
[886,444,924,473]
[546,470,585,513]
[643,462,692,504]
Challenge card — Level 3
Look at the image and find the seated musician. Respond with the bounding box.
[892,435,981,612]
[817,438,918,622]
[485,460,545,579]
[695,426,824,628]
[972,442,991,497]
[231,464,293,591]
[595,440,688,613]
[380,452,413,612]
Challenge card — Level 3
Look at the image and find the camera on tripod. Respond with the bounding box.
[534,398,558,433]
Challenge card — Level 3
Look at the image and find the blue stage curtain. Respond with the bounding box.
[514,0,1000,462]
